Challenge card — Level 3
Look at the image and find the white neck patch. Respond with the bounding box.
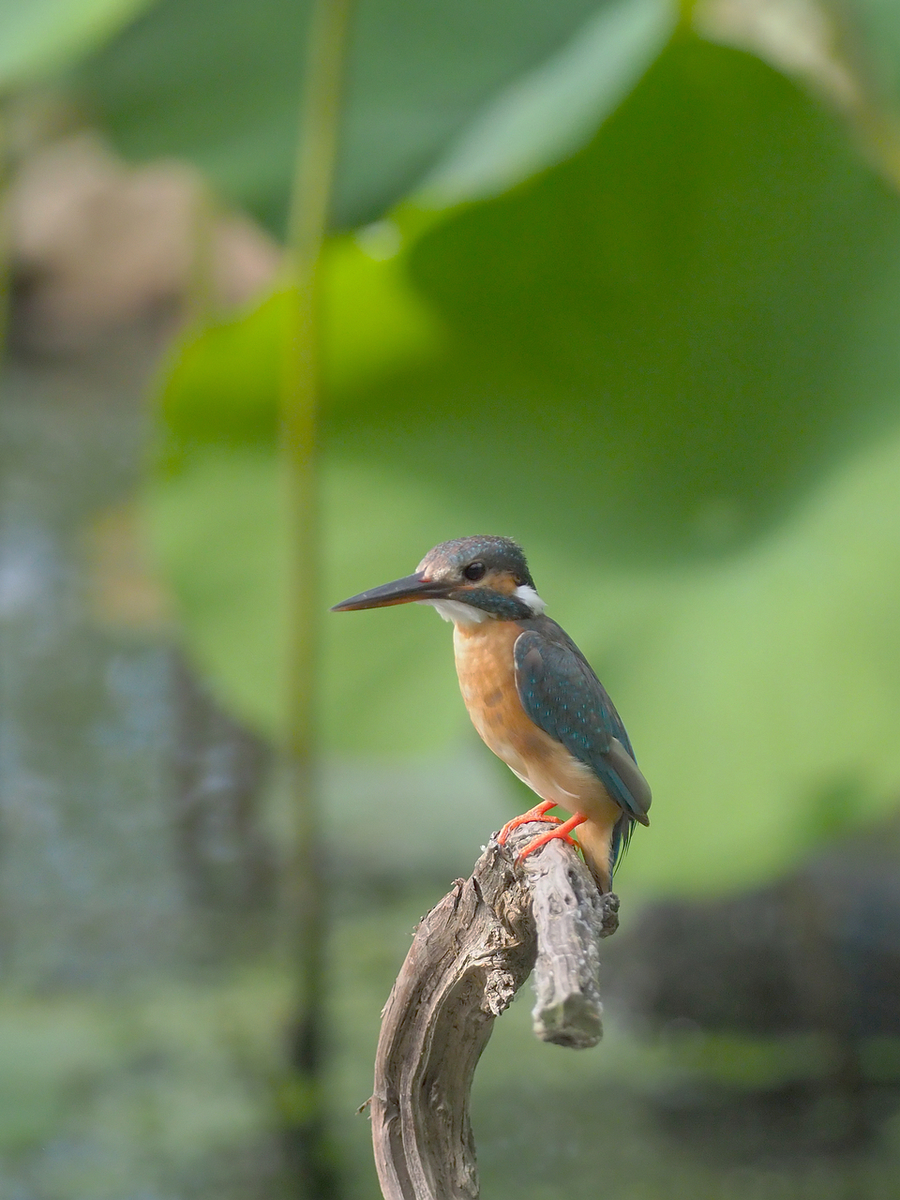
[514,584,547,615]
[419,598,489,625]
[418,585,545,624]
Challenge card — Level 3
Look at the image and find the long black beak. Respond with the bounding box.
[330,571,452,612]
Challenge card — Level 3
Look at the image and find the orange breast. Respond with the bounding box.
[452,621,619,829]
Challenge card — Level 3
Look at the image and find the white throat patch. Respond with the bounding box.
[514,584,546,615]
[420,598,488,625]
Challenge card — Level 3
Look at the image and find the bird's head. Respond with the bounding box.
[331,535,546,624]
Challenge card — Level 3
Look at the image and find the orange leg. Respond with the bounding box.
[496,800,561,846]
[515,811,588,865]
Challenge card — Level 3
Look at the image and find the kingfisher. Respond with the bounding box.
[331,536,650,893]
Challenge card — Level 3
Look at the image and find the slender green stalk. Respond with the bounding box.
[0,99,11,367]
[184,176,219,329]
[279,1,353,1195]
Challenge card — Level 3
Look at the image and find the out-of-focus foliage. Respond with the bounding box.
[9,3,900,1197]
[71,0,669,231]
[407,40,900,558]
[0,0,151,91]
[419,0,674,203]
[840,0,900,108]
[146,31,900,894]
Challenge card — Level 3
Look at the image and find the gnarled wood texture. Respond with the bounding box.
[370,821,619,1200]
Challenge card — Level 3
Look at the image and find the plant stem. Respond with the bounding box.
[0,99,12,367]
[280,1,353,1195]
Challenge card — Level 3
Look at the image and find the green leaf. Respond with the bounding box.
[73,0,651,232]
[155,235,445,469]
[145,447,469,746]
[147,448,288,736]
[147,38,900,893]
[406,36,900,562]
[419,0,675,204]
[614,429,900,893]
[0,0,151,90]
[839,0,900,110]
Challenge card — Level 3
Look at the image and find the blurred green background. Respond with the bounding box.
[5,0,900,1196]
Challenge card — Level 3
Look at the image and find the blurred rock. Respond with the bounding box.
[9,132,282,355]
[606,815,900,1156]
[611,814,900,1039]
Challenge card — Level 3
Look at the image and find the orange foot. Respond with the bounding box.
[496,800,561,845]
[496,802,584,859]
[515,811,588,866]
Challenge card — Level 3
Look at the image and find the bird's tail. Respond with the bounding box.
[575,818,615,894]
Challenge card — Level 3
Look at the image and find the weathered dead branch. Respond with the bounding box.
[370,820,619,1200]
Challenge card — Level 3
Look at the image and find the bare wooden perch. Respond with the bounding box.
[370,820,620,1200]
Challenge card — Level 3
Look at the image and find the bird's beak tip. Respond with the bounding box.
[330,571,443,613]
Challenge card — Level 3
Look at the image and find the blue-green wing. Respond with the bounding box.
[513,624,651,826]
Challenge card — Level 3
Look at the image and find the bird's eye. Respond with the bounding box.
[463,561,486,581]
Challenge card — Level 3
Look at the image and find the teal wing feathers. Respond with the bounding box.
[513,621,651,828]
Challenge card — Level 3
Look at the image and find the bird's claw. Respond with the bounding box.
[495,800,561,846]
[512,811,588,866]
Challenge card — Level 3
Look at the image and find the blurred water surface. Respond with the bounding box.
[3,337,900,1199]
